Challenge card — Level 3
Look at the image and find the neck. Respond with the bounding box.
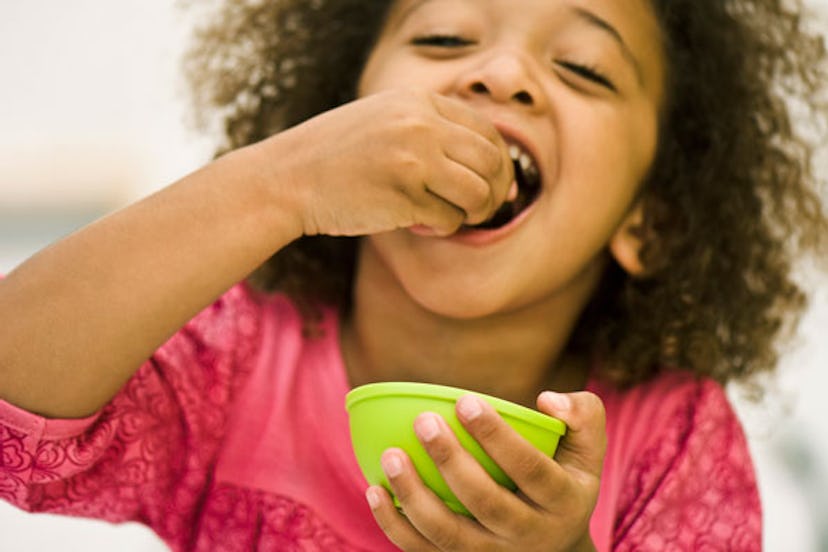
[341,240,605,408]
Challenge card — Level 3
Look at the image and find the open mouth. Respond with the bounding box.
[466,140,542,230]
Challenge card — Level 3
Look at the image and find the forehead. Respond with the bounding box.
[385,0,661,42]
[390,0,654,20]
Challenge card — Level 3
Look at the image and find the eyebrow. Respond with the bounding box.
[391,0,646,86]
[569,6,644,86]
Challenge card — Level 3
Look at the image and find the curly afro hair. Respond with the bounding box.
[183,0,828,390]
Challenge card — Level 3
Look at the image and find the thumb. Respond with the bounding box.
[537,391,607,479]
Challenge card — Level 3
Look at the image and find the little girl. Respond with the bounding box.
[1,0,826,550]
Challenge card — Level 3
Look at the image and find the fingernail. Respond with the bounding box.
[542,391,571,412]
[382,451,403,478]
[457,394,483,421]
[366,487,381,510]
[415,413,441,442]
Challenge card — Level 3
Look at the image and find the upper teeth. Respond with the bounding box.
[509,144,538,179]
[508,143,537,176]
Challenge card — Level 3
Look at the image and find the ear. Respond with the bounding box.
[609,200,646,277]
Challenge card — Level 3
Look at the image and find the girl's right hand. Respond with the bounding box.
[255,89,514,238]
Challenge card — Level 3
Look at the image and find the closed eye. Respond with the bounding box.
[556,61,617,92]
[411,34,475,48]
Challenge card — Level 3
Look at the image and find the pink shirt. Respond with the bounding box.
[0,284,761,550]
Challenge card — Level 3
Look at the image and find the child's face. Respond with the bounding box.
[357,0,665,318]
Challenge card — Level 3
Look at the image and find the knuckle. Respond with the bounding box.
[374,511,395,535]
[580,392,607,425]
[372,510,419,550]
[469,416,500,442]
[583,390,605,411]
[429,525,461,551]
[541,470,573,505]
[393,484,414,506]
[435,209,465,235]
[464,181,493,217]
[468,493,504,524]
[384,528,416,552]
[391,154,427,193]
[515,451,548,483]
[397,110,434,138]
[390,149,417,172]
[427,443,453,468]
[480,144,504,176]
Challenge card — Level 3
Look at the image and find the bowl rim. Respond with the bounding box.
[346,381,566,435]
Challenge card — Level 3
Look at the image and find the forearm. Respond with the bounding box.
[0,140,303,418]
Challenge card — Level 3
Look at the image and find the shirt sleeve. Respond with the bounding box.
[0,284,263,545]
[611,379,762,551]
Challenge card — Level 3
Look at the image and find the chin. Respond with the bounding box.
[361,233,530,320]
[402,278,516,321]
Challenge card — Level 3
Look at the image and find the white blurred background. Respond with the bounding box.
[0,1,826,550]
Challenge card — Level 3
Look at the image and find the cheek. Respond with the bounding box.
[357,44,393,96]
[358,47,421,97]
[620,100,660,181]
[357,58,380,97]
[358,50,460,98]
[548,109,649,248]
[561,112,635,185]
[359,64,406,97]
[559,103,656,195]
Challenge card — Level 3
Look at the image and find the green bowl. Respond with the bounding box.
[345,382,566,516]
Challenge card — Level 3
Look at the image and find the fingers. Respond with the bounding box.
[366,483,441,552]
[537,392,606,481]
[430,94,503,145]
[425,161,499,226]
[369,395,606,549]
[375,448,490,551]
[411,189,468,236]
[411,155,508,231]
[381,91,513,232]
[411,411,533,537]
[289,89,516,237]
[453,395,574,510]
[396,124,510,231]
[430,94,514,224]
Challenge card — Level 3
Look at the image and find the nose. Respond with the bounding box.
[457,52,543,109]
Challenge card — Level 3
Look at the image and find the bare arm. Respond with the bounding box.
[0,141,304,419]
[0,90,511,419]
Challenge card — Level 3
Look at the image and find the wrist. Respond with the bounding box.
[227,135,309,242]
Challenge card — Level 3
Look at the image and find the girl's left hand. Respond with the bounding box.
[366,391,606,552]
